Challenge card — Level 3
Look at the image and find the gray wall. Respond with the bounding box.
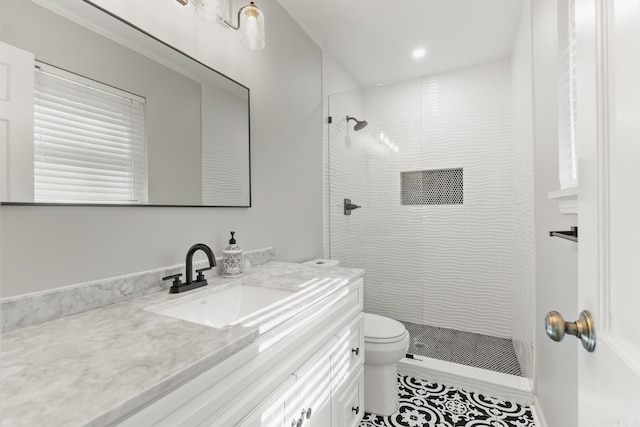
[0,0,323,297]
[533,0,578,425]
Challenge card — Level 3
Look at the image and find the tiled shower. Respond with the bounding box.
[327,56,534,379]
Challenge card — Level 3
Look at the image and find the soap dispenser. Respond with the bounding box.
[223,231,243,278]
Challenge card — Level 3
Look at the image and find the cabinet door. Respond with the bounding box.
[293,340,334,427]
[336,366,364,427]
[234,376,297,427]
[333,313,364,391]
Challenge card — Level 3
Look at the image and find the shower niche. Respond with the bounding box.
[400,167,464,206]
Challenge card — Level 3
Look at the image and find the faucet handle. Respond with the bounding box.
[162,273,183,287]
[195,267,212,282]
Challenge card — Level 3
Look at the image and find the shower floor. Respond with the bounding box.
[401,321,523,376]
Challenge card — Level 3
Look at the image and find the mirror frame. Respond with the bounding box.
[1,0,252,208]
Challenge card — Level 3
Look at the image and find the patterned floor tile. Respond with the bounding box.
[360,375,535,427]
[401,322,523,376]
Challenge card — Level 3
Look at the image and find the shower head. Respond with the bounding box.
[346,115,368,131]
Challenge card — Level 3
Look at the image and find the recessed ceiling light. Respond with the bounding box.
[413,48,426,59]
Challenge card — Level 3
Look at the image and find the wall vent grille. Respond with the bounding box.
[401,168,463,205]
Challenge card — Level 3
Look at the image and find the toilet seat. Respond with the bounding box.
[364,313,407,344]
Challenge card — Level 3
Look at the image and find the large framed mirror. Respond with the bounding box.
[0,0,251,207]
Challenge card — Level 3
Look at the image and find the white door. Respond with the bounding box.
[0,41,34,202]
[577,0,640,425]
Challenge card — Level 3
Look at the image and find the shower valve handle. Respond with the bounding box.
[344,198,362,215]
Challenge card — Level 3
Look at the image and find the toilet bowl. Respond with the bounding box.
[363,313,410,416]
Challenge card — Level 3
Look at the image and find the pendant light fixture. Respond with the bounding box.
[188,0,266,51]
[224,2,265,51]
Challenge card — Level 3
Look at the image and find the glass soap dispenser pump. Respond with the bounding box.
[223,231,243,278]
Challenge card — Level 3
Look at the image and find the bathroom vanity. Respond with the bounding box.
[0,262,364,427]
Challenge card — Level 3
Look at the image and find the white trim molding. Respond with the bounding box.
[398,356,533,406]
[548,186,578,214]
[532,395,549,427]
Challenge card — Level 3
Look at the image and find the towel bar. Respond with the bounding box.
[549,226,578,242]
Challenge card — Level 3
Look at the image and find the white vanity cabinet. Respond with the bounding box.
[233,340,335,427]
[119,278,364,427]
[220,315,364,427]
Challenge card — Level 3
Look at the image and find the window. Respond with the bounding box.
[558,0,578,189]
[33,62,148,203]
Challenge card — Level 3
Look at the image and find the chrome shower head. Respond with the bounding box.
[346,115,368,131]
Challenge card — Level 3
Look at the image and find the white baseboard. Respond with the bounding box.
[531,395,549,427]
[398,356,533,407]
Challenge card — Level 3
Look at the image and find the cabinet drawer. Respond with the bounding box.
[333,313,364,390]
[336,366,364,427]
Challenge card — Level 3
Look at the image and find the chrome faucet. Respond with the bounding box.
[162,243,217,293]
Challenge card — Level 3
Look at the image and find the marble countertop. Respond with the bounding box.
[1,262,364,427]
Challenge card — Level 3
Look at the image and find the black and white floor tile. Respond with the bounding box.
[360,375,535,427]
[401,321,523,376]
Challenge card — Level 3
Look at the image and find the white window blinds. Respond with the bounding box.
[34,62,148,204]
[558,0,578,189]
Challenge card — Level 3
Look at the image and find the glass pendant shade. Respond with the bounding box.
[195,0,222,22]
[239,3,265,50]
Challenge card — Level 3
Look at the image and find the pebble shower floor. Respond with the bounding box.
[359,375,535,427]
[401,321,522,376]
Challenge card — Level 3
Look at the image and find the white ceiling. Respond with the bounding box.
[275,0,524,87]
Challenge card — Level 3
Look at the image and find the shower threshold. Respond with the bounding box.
[400,321,522,376]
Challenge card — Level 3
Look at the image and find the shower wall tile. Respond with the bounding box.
[361,79,424,323]
[329,59,526,344]
[364,182,424,321]
[418,61,516,337]
[364,262,423,324]
[510,1,536,381]
[327,90,367,270]
[422,206,514,338]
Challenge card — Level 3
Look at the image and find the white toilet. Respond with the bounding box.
[302,260,410,415]
[363,313,410,416]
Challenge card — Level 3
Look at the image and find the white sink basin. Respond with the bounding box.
[148,284,297,328]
